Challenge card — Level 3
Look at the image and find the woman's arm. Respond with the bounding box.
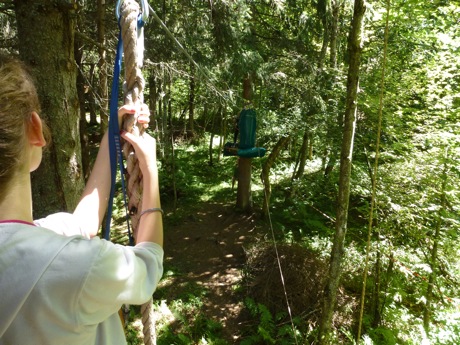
[73,131,111,237]
[120,131,163,246]
[74,105,150,238]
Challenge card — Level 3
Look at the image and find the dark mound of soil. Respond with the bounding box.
[243,242,327,323]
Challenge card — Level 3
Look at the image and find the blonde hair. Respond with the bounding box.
[0,55,48,202]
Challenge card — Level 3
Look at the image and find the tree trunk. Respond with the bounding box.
[317,0,331,70]
[294,129,309,179]
[168,101,178,212]
[218,106,225,162]
[149,74,157,129]
[75,9,90,182]
[236,76,254,212]
[97,0,108,132]
[330,0,340,68]
[236,157,252,211]
[157,77,164,156]
[15,0,84,218]
[161,72,169,158]
[371,247,382,328]
[378,252,394,324]
[209,106,221,166]
[423,148,449,334]
[188,65,195,138]
[87,63,98,126]
[321,0,341,179]
[209,122,215,166]
[318,0,366,342]
[262,135,290,218]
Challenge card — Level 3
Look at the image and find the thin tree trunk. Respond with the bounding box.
[318,0,331,70]
[423,148,449,334]
[373,253,395,327]
[97,0,108,133]
[188,64,195,138]
[157,78,164,153]
[149,75,157,130]
[294,129,309,179]
[75,9,90,182]
[322,0,341,179]
[169,105,177,212]
[88,63,98,126]
[318,0,366,342]
[218,106,225,162]
[162,71,169,158]
[262,135,290,218]
[330,0,340,68]
[209,107,220,166]
[15,0,84,218]
[371,247,382,327]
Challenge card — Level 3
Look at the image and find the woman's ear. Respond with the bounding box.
[28,111,46,147]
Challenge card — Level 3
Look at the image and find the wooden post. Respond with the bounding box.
[236,76,253,212]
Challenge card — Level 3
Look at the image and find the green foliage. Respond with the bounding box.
[240,298,301,345]
[154,292,227,345]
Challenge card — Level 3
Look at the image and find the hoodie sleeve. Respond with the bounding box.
[34,212,90,239]
[69,237,164,326]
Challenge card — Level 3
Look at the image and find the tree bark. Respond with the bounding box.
[294,129,309,179]
[15,0,84,218]
[86,64,98,126]
[97,0,108,133]
[236,157,252,210]
[188,64,195,137]
[371,248,382,327]
[218,106,225,162]
[423,148,449,334]
[208,106,221,166]
[262,135,290,218]
[148,74,158,130]
[317,0,331,70]
[75,7,90,182]
[318,0,366,342]
[330,0,340,68]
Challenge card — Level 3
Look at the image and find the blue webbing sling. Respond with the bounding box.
[105,15,145,245]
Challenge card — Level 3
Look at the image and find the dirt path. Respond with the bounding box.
[160,202,262,342]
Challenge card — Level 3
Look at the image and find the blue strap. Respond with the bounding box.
[105,29,134,245]
[105,14,145,245]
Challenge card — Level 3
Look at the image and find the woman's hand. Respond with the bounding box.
[120,117,163,247]
[118,103,157,175]
[118,103,150,130]
[120,131,157,175]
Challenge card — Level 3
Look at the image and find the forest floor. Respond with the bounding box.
[152,201,265,343]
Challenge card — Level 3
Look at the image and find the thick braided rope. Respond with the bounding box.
[120,0,144,234]
[119,1,156,344]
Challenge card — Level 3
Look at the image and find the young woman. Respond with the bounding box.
[0,56,163,344]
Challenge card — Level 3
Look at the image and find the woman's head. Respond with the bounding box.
[0,55,46,200]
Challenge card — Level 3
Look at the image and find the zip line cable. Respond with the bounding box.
[146,3,232,103]
[356,0,391,341]
[261,172,300,344]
